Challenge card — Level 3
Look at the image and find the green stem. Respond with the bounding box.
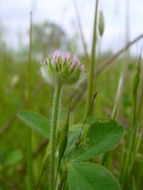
[120,61,141,188]
[85,0,99,117]
[121,99,137,188]
[27,12,34,190]
[111,75,124,120]
[57,170,67,190]
[49,84,62,190]
[27,128,34,190]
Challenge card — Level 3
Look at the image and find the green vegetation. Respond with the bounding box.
[0,1,143,190]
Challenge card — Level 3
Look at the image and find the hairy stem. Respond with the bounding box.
[49,84,62,190]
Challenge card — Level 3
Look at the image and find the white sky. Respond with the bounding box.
[0,0,143,55]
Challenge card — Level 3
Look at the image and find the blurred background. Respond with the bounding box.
[0,0,143,57]
[0,0,143,189]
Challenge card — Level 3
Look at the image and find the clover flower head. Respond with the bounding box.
[41,50,85,86]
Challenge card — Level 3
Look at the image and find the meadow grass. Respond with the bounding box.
[0,0,143,189]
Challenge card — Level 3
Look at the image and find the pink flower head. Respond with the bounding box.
[44,58,49,64]
[70,55,78,69]
[62,51,71,61]
[52,50,62,64]
[53,50,61,59]
[41,50,85,86]
[80,65,85,72]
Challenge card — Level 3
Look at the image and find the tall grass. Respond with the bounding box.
[27,12,34,190]
[85,0,99,117]
[120,57,142,189]
[1,0,143,189]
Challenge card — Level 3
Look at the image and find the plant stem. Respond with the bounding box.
[57,170,67,190]
[120,60,141,188]
[120,98,137,188]
[49,84,62,190]
[27,12,34,190]
[111,75,124,120]
[73,0,89,59]
[27,128,34,190]
[72,34,143,111]
[101,76,124,167]
[85,0,99,117]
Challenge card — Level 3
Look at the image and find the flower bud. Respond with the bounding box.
[98,11,105,37]
[41,50,85,86]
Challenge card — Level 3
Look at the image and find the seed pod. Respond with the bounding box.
[98,11,105,37]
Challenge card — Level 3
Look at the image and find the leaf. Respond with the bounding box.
[18,110,50,138]
[64,123,88,157]
[64,129,81,157]
[73,120,124,161]
[68,162,121,190]
[67,124,82,149]
[4,150,22,167]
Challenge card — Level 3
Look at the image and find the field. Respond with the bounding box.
[0,0,143,190]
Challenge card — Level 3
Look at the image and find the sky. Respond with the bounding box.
[0,0,143,55]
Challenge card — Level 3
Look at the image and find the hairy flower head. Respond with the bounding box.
[41,50,85,86]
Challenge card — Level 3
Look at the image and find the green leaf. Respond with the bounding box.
[73,120,124,161]
[18,110,50,138]
[4,150,22,167]
[65,123,89,157]
[65,128,81,157]
[68,162,121,190]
